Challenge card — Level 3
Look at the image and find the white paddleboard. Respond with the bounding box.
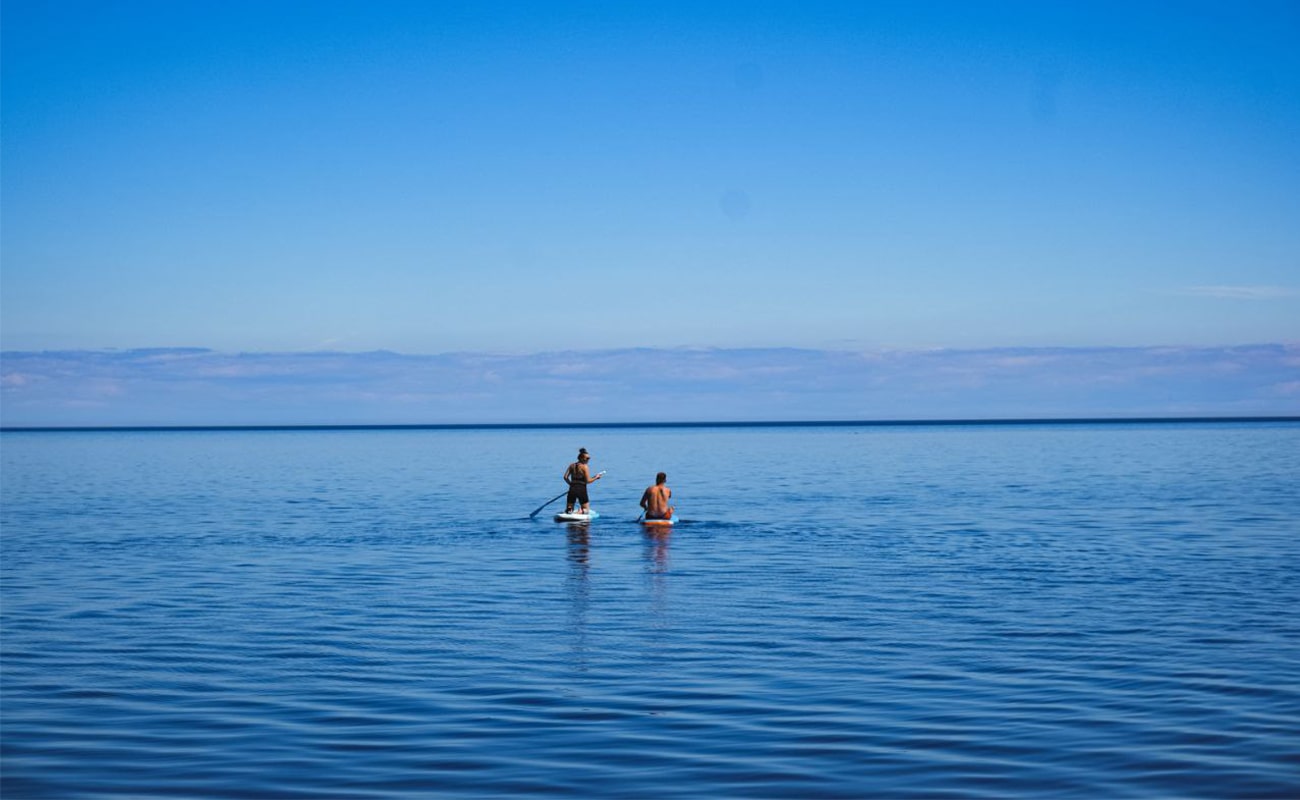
[554,510,600,523]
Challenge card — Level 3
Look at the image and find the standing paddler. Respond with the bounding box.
[563,448,602,516]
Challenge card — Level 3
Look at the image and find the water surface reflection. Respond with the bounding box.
[564,525,591,670]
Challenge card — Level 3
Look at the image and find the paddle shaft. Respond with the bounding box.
[528,491,567,518]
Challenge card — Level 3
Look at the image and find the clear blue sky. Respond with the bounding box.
[4,0,1297,356]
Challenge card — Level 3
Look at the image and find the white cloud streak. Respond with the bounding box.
[1178,285,1297,300]
[2,345,1297,427]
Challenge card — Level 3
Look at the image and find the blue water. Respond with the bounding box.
[3,422,1298,798]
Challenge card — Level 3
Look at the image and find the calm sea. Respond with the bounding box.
[2,422,1298,798]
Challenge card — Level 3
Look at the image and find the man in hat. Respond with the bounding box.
[563,448,602,515]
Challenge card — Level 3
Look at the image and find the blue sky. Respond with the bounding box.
[2,1,1298,423]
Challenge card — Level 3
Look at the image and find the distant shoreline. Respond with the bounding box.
[3,416,1297,433]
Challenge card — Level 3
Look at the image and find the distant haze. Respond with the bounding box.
[2,345,1296,427]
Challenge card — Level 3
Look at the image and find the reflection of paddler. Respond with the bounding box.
[639,472,674,522]
[562,448,602,515]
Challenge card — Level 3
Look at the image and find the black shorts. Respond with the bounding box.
[567,484,589,506]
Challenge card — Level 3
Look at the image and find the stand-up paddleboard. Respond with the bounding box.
[555,509,600,523]
[640,516,676,527]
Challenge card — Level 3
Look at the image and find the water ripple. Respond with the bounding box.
[4,425,1300,797]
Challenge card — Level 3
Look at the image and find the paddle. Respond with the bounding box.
[529,471,605,518]
[528,490,567,519]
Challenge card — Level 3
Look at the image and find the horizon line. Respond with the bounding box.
[4,416,1298,434]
